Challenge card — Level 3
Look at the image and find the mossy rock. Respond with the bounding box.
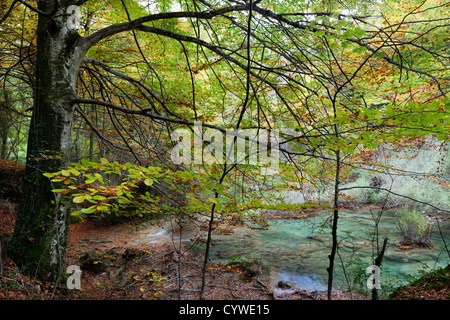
[78,247,121,274]
[79,250,106,273]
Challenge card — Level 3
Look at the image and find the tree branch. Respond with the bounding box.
[16,0,48,16]
[79,5,248,52]
[81,57,179,118]
[339,186,450,213]
[0,0,19,24]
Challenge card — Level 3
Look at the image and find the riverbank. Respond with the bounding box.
[1,206,448,300]
[0,156,448,301]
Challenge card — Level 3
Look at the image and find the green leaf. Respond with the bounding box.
[96,205,110,212]
[315,30,325,37]
[372,51,385,58]
[144,178,153,186]
[342,28,356,39]
[352,46,367,54]
[51,188,68,193]
[93,195,106,201]
[71,169,81,176]
[94,173,104,183]
[341,40,351,49]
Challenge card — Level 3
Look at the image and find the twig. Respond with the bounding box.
[339,186,450,213]
[434,214,450,259]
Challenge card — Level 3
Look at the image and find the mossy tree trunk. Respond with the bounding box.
[8,0,86,279]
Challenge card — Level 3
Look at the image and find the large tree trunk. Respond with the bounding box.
[8,1,85,279]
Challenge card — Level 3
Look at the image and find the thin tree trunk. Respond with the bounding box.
[199,196,218,300]
[199,167,228,299]
[327,149,340,300]
[372,237,388,300]
[327,94,341,300]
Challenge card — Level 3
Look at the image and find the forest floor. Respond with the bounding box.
[0,159,448,300]
[0,210,360,300]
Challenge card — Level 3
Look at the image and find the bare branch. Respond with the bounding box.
[79,5,248,51]
[339,186,450,213]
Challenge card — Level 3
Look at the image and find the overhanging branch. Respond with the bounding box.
[79,5,248,51]
[71,97,325,161]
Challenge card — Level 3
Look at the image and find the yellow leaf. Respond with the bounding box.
[73,195,86,203]
[61,170,70,177]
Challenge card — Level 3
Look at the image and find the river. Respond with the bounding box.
[132,209,450,292]
[207,209,450,292]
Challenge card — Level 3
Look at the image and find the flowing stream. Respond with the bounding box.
[133,209,449,292]
[207,209,450,291]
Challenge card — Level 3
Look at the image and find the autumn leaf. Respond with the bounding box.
[51,188,71,195]
[209,197,219,204]
[61,170,70,177]
[43,172,55,178]
[73,195,86,203]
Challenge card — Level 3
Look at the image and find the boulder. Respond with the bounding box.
[79,250,107,274]
[78,247,121,274]
[278,281,293,289]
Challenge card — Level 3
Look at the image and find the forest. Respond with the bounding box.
[0,0,449,305]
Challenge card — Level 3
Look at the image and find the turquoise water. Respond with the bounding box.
[209,210,450,291]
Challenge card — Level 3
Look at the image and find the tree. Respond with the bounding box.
[3,0,256,281]
[1,0,448,300]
